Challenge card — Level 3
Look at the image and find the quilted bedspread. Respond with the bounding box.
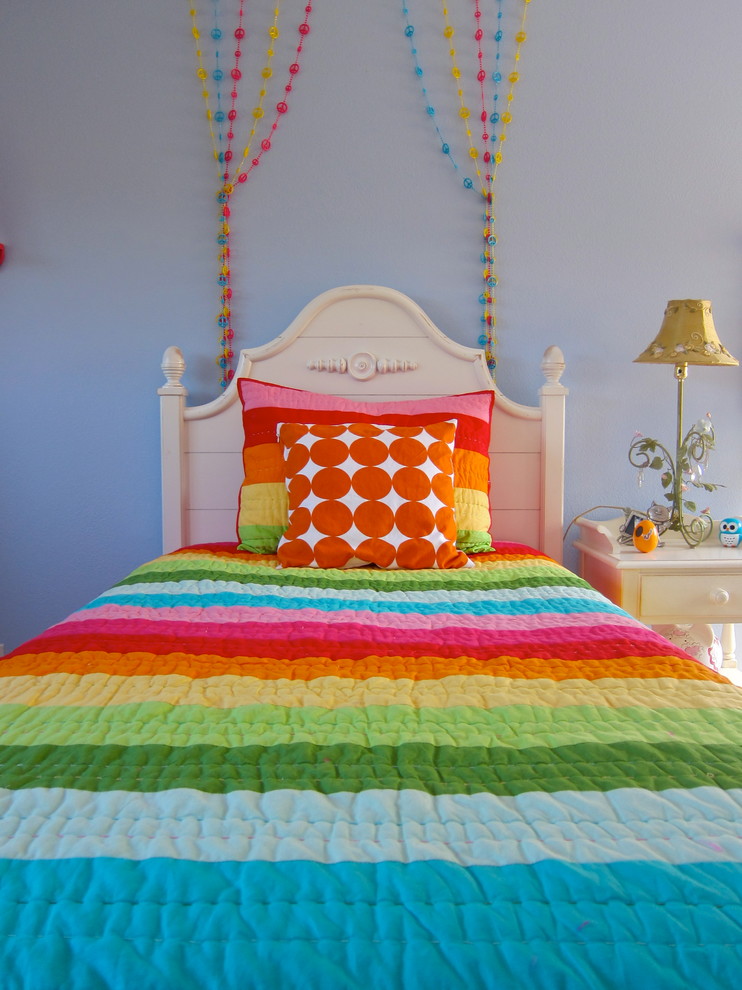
[1,543,741,989]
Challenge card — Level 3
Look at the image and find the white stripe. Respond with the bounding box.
[1,786,740,866]
[99,579,609,607]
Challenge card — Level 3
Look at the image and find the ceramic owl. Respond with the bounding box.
[718,517,742,547]
[632,518,659,553]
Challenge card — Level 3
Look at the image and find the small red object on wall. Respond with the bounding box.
[0,244,5,265]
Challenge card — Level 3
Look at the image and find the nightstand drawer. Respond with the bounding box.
[641,573,742,619]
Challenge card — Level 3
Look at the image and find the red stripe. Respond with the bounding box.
[17,621,691,665]
[240,389,493,456]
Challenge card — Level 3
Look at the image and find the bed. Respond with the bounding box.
[2,284,741,988]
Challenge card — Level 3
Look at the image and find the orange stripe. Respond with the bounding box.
[242,442,285,484]
[452,448,489,490]
[0,650,720,683]
[241,442,491,493]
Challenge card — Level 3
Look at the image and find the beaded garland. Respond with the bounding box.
[189,1,313,388]
[402,1,532,377]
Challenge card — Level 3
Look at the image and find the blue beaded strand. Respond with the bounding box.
[489,1,504,151]
[401,6,476,192]
[209,0,227,165]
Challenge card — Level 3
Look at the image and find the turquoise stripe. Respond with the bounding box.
[0,858,739,989]
[84,590,620,618]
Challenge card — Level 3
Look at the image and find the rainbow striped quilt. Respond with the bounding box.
[1,543,741,988]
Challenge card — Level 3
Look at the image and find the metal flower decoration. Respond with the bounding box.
[628,415,719,546]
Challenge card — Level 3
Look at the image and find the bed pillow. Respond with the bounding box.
[276,421,471,569]
[236,378,494,553]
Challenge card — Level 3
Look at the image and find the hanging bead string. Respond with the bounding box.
[208,0,228,169]
[227,6,282,182]
[441,4,484,192]
[478,0,502,374]
[191,5,231,184]
[489,0,505,156]
[190,0,245,386]
[221,0,247,178]
[214,0,246,384]
[473,0,489,174]
[401,1,532,377]
[401,6,472,186]
[189,2,313,388]
[481,1,529,374]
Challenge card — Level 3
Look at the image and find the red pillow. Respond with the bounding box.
[237,378,495,554]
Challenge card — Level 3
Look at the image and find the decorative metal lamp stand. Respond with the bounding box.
[630,300,738,547]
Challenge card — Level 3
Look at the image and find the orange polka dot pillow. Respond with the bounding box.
[276,421,471,569]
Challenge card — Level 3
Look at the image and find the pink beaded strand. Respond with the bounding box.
[216,1,246,386]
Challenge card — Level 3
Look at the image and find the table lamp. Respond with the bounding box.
[632,299,738,546]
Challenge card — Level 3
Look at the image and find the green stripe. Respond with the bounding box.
[237,523,285,554]
[235,523,493,555]
[456,528,495,552]
[1,740,740,795]
[118,557,587,593]
[2,702,740,749]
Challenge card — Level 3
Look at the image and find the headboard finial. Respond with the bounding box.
[540,345,566,388]
[159,346,187,394]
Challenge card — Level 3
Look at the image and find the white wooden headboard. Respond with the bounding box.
[159,284,568,561]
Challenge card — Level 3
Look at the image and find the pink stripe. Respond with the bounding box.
[72,603,647,635]
[240,378,491,423]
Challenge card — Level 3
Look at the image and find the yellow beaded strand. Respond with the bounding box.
[189,8,223,181]
[441,4,483,193]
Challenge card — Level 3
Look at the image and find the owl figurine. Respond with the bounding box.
[718,517,742,547]
[632,518,659,553]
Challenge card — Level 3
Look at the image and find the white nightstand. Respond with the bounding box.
[573,516,742,670]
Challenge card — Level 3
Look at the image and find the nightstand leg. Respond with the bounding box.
[721,623,737,669]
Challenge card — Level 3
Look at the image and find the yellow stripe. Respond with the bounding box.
[237,481,288,527]
[3,672,742,712]
[453,484,490,531]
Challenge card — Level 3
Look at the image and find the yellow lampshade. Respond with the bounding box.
[634,299,738,367]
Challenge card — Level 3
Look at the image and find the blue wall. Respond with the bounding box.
[2,1,742,651]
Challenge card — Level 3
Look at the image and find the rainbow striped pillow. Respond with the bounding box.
[236,378,495,554]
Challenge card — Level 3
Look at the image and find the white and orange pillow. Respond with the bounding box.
[276,421,471,569]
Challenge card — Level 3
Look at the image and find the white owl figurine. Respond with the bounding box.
[718,517,742,547]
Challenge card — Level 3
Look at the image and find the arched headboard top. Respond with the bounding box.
[159,285,567,559]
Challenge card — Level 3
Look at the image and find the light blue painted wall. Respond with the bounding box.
[2,1,742,652]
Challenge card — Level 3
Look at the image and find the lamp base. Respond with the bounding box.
[668,510,713,548]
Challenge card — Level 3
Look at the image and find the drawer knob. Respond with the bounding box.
[711,588,730,605]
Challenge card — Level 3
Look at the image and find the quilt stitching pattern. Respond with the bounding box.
[1,543,741,987]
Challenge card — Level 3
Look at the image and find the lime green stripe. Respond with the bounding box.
[235,524,493,555]
[455,529,494,552]
[237,523,285,554]
[1,740,740,795]
[119,557,585,592]
[2,702,740,749]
